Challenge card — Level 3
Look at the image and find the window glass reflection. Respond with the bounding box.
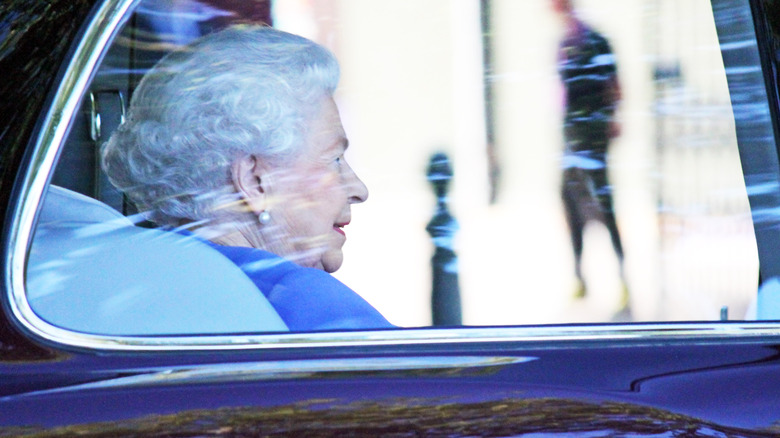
[26,0,768,335]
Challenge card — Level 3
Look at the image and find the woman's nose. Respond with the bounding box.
[347,166,368,204]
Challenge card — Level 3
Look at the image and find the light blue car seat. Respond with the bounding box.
[26,185,289,335]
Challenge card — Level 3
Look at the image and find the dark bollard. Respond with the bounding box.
[426,152,462,326]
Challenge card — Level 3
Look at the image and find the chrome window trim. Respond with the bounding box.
[6,322,780,352]
[5,0,143,347]
[6,0,780,353]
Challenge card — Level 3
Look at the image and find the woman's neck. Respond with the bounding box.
[187,215,257,248]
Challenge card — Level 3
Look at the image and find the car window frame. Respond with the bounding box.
[6,0,780,352]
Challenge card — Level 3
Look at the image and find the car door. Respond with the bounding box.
[3,0,780,436]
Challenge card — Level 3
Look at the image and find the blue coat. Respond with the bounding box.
[206,242,394,331]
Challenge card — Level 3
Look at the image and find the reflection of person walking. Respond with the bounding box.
[552,0,629,313]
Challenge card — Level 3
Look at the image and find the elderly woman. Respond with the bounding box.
[102,25,392,331]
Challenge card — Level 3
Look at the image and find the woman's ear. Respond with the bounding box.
[230,154,268,214]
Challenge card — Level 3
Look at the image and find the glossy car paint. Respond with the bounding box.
[3,0,780,436]
[3,339,780,435]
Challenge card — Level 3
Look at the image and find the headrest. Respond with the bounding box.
[26,185,289,335]
[37,185,131,226]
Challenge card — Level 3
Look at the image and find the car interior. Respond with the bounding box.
[28,4,290,335]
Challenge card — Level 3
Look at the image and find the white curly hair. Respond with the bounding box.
[101,25,340,225]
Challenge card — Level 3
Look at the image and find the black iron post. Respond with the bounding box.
[426,152,462,326]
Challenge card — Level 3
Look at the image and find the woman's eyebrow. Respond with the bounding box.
[331,136,348,152]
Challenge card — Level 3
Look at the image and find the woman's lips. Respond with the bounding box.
[334,222,348,236]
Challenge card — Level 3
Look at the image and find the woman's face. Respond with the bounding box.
[263,97,368,273]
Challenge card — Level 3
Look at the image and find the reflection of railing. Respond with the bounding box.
[651,0,760,319]
[426,152,462,326]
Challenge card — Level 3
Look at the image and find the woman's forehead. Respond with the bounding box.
[307,98,347,149]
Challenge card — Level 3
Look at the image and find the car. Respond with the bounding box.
[4,0,780,435]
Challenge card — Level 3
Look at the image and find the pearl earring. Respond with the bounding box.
[258,210,271,225]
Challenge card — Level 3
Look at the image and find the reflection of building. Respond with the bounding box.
[647,0,757,320]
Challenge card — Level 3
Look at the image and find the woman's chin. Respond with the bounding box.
[320,250,344,273]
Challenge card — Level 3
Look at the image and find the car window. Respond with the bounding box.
[18,0,780,338]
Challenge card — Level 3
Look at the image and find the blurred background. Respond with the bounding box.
[270,0,757,327]
[81,0,759,328]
